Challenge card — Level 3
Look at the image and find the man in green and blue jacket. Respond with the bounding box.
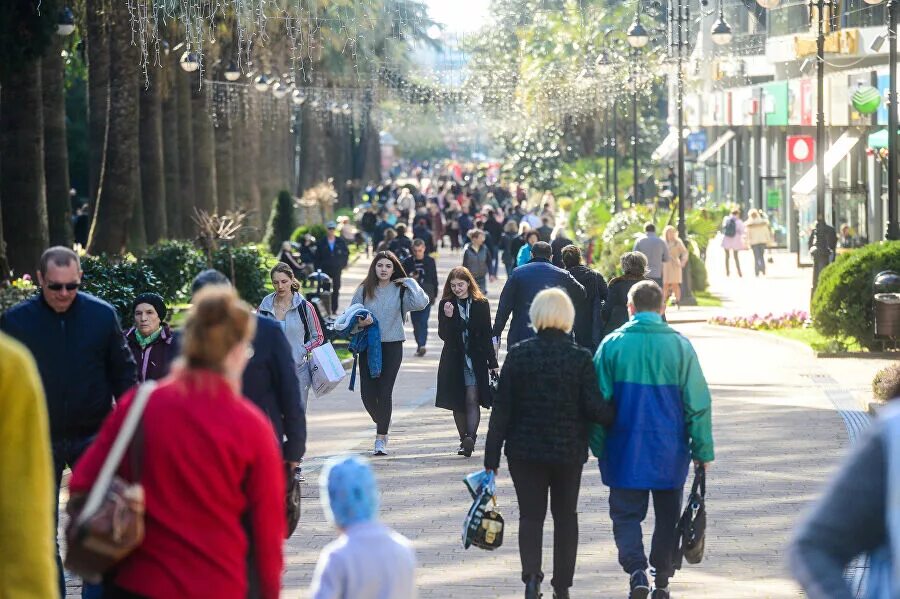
[590,281,714,599]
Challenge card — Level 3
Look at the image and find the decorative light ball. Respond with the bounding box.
[755,0,781,7]
[224,61,241,82]
[179,50,200,73]
[57,6,75,36]
[292,89,306,105]
[710,16,733,46]
[341,103,351,115]
[253,74,271,92]
[310,100,320,109]
[272,82,288,99]
[862,0,884,4]
[627,19,650,49]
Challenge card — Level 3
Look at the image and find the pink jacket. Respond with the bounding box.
[721,217,747,251]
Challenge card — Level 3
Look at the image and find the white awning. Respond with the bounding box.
[651,130,679,163]
[791,132,861,196]
[696,130,736,165]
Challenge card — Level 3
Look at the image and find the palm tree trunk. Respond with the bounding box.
[42,34,73,247]
[176,69,196,232]
[361,105,381,184]
[300,102,328,191]
[85,0,109,205]
[0,198,10,282]
[215,119,235,213]
[191,80,218,213]
[139,66,167,243]
[0,61,49,276]
[161,54,181,238]
[87,0,139,255]
[244,104,263,234]
[127,174,147,252]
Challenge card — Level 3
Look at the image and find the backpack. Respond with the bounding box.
[723,217,737,238]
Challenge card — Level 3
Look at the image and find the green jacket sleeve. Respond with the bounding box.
[681,342,715,463]
[589,344,616,459]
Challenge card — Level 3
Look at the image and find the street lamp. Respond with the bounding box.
[224,61,241,82]
[710,2,734,46]
[253,73,271,92]
[272,81,289,99]
[179,50,200,73]
[292,89,306,105]
[627,15,650,49]
[57,7,75,36]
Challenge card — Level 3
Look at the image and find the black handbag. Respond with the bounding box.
[471,496,504,551]
[674,465,706,569]
[481,369,500,409]
[285,464,302,538]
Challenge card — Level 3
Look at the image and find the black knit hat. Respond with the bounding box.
[132,292,167,321]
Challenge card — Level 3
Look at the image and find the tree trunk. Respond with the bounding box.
[127,173,147,252]
[300,102,328,191]
[215,120,235,213]
[42,34,73,247]
[0,195,10,282]
[361,109,381,184]
[191,80,217,213]
[0,61,49,276]
[85,0,109,205]
[176,69,196,233]
[139,67,167,243]
[87,0,139,255]
[161,57,181,238]
[244,106,263,234]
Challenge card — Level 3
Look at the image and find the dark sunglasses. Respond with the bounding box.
[46,282,81,291]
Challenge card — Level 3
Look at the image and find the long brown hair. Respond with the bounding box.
[441,266,485,303]
[360,251,408,300]
[270,262,301,293]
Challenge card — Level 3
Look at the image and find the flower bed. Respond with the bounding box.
[708,310,810,331]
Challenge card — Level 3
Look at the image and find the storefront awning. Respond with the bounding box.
[791,131,860,197]
[696,130,736,165]
[651,130,680,163]
[868,129,893,150]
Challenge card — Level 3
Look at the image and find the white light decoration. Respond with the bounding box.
[341,103,352,115]
[627,16,650,49]
[179,50,200,72]
[224,61,241,81]
[272,81,288,99]
[292,89,306,105]
[710,12,734,46]
[254,74,271,92]
[862,0,883,4]
[57,7,75,36]
[755,0,781,7]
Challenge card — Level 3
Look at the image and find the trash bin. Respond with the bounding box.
[874,272,900,340]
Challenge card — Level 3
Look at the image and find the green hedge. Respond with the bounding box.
[81,255,164,327]
[812,241,900,349]
[142,240,206,303]
[689,252,708,292]
[263,191,297,256]
[212,244,270,306]
[291,224,328,243]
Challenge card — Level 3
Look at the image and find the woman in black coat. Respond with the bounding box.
[599,251,652,340]
[435,266,498,457]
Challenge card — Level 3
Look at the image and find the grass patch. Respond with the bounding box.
[767,327,863,353]
[336,347,353,362]
[693,291,722,307]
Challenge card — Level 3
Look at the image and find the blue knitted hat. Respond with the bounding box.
[320,455,379,528]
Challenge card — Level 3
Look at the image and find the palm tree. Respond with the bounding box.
[140,64,168,243]
[85,0,109,206]
[42,33,73,246]
[160,44,182,238]
[191,73,218,213]
[176,67,197,232]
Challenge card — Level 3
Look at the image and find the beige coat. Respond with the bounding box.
[745,216,773,247]
[663,238,689,285]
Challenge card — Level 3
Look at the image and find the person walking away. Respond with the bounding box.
[561,245,607,352]
[428,203,445,249]
[550,227,574,268]
[315,221,350,313]
[536,216,554,243]
[350,252,430,456]
[0,332,58,599]
[591,281,714,599]
[661,226,689,307]
[493,242,586,349]
[191,269,307,489]
[402,240,439,356]
[0,246,137,599]
[258,263,326,408]
[483,208,505,276]
[376,228,397,254]
[485,289,616,599]
[310,455,416,599]
[436,267,498,458]
[632,223,669,287]
[721,208,747,277]
[500,220,521,277]
[360,206,378,256]
[388,223,413,260]
[788,388,900,599]
[463,229,493,293]
[599,252,652,341]
[413,218,435,254]
[446,207,462,251]
[745,209,772,276]
[517,230,540,267]
[373,210,393,249]
[126,292,176,382]
[69,286,286,599]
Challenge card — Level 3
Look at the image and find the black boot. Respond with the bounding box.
[525,574,542,599]
[552,588,569,599]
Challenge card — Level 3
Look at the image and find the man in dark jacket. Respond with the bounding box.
[402,239,439,356]
[314,221,350,312]
[561,245,608,352]
[550,229,574,268]
[0,246,138,598]
[412,218,435,254]
[190,270,307,467]
[492,242,586,347]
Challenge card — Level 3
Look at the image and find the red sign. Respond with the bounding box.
[799,79,813,126]
[788,135,815,163]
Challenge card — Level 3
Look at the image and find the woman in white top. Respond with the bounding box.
[350,251,429,456]
[258,262,326,407]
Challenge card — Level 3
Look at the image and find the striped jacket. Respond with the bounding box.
[590,312,714,490]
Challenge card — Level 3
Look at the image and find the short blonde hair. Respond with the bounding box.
[529,288,575,333]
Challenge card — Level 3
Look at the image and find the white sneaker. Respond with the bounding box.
[374,438,387,456]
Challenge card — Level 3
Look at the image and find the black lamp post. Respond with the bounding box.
[627,15,650,208]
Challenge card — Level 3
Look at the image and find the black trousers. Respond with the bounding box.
[326,269,342,312]
[608,487,683,587]
[360,341,403,435]
[508,459,583,591]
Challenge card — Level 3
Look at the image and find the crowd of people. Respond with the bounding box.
[2,166,891,599]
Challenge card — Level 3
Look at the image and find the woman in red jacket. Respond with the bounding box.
[69,286,285,599]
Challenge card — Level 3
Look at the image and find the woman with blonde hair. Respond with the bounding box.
[258,262,325,407]
[662,226,689,307]
[484,288,615,599]
[745,208,773,276]
[435,266,498,457]
[70,286,285,599]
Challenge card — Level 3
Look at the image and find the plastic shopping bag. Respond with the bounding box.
[462,470,500,549]
[309,343,346,397]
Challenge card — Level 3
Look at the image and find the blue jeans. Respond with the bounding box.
[53,435,104,599]
[410,303,431,348]
[608,487,682,588]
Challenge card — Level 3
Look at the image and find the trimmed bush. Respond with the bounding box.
[874,363,900,401]
[142,240,206,302]
[264,190,297,256]
[291,224,328,243]
[212,244,269,306]
[81,255,164,326]
[0,277,38,315]
[688,252,708,292]
[812,241,900,349]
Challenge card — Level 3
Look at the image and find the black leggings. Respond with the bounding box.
[360,341,403,435]
[453,385,480,440]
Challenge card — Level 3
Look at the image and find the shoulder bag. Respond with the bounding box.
[673,464,707,569]
[65,381,157,582]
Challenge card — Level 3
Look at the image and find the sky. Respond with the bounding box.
[425,0,490,34]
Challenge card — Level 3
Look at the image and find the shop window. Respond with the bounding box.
[842,0,886,28]
[767,1,810,37]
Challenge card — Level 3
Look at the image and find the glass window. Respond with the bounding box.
[842,0,886,28]
[767,1,810,37]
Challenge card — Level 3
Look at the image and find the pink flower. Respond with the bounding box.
[22,274,31,281]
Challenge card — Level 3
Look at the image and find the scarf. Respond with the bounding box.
[135,327,162,349]
[458,298,474,373]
